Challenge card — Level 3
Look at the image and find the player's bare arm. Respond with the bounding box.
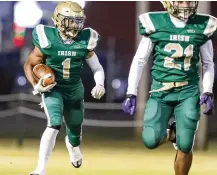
[85,51,106,99]
[24,46,44,87]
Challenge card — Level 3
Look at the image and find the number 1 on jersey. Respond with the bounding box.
[62,58,71,79]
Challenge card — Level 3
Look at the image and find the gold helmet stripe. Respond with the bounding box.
[87,28,99,51]
[139,13,156,34]
[203,15,217,37]
[36,24,49,48]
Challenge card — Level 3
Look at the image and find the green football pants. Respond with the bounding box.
[142,80,200,153]
[42,86,84,147]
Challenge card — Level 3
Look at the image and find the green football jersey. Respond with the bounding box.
[139,12,217,82]
[32,24,99,90]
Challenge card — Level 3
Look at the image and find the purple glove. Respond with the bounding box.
[199,92,213,115]
[122,95,137,116]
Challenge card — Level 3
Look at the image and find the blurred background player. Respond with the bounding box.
[24,2,105,175]
[122,1,215,175]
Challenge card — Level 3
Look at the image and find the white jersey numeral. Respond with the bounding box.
[164,43,194,71]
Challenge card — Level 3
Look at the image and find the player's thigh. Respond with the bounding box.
[142,97,173,146]
[144,97,173,131]
[42,90,64,127]
[63,86,84,125]
[174,96,200,153]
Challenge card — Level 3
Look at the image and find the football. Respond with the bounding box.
[32,64,55,87]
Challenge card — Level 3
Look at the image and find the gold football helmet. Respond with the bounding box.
[52,1,86,39]
[161,1,199,20]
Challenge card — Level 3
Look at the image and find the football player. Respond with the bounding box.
[24,2,105,175]
[122,1,215,175]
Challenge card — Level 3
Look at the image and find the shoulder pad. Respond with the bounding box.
[32,24,50,48]
[139,13,156,36]
[84,27,100,51]
[203,14,217,37]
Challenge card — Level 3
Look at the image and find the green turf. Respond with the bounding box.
[1,138,217,175]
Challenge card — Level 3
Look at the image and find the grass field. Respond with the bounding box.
[1,138,217,175]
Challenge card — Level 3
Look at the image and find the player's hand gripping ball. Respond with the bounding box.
[32,64,56,94]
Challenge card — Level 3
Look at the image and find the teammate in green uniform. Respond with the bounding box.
[122,1,215,175]
[24,2,105,175]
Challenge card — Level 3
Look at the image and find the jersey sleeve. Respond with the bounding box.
[86,28,100,51]
[32,24,50,55]
[203,15,217,38]
[32,26,41,48]
[139,13,156,36]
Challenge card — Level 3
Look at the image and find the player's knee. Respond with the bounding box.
[177,129,195,153]
[142,127,160,149]
[49,125,61,130]
[178,142,192,153]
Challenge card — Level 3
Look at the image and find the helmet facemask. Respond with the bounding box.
[173,1,198,20]
[57,14,86,38]
[162,1,199,21]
